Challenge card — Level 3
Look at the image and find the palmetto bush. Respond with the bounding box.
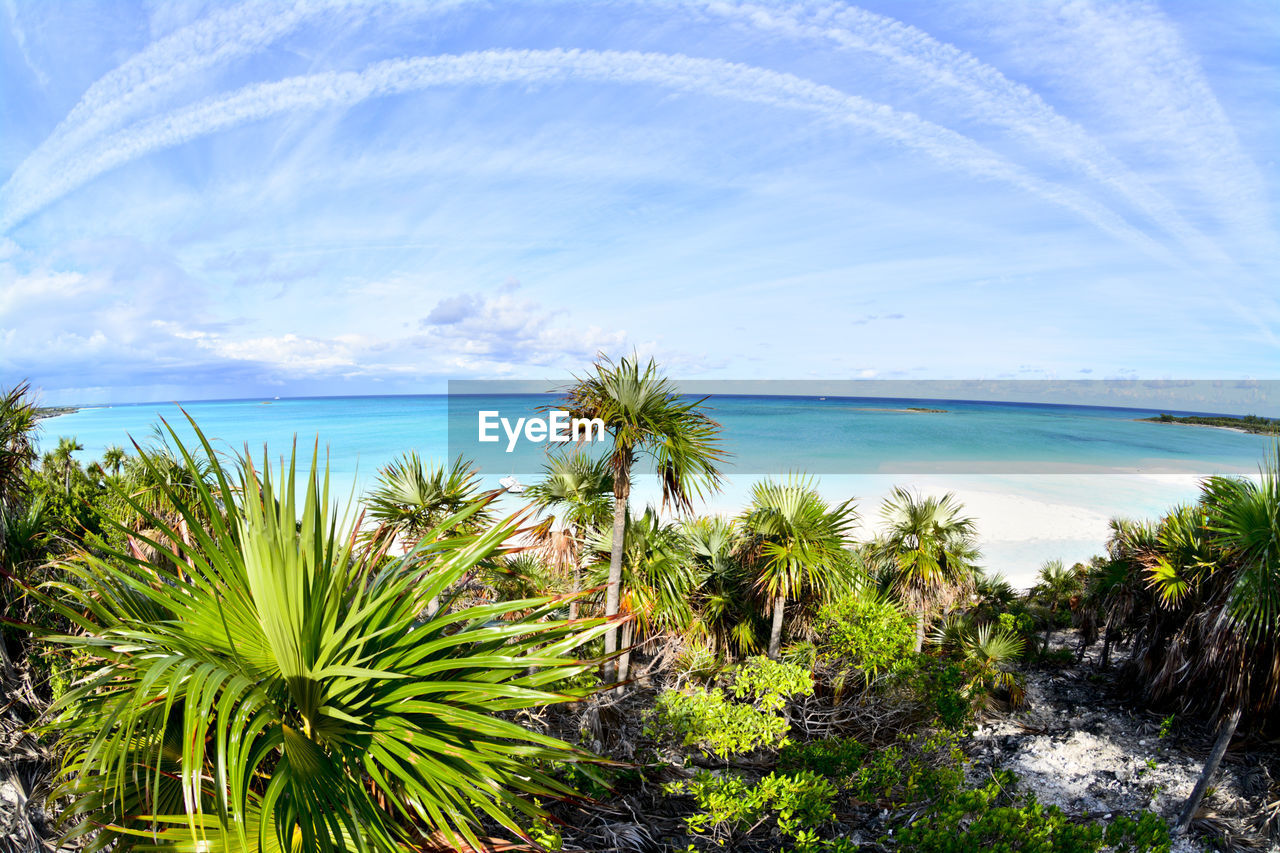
[41,420,611,852]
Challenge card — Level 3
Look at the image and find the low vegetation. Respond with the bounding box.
[2,361,1278,851]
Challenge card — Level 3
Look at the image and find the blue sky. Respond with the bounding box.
[2,0,1277,405]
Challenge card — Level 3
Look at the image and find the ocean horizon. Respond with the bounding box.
[36,392,1273,589]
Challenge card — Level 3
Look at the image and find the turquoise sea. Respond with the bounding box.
[36,395,1273,587]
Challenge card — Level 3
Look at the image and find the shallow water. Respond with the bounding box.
[38,394,1271,587]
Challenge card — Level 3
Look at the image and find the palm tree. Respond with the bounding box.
[52,435,83,493]
[101,444,126,477]
[365,452,486,547]
[1032,559,1084,650]
[587,507,701,681]
[43,417,611,852]
[485,552,559,612]
[738,476,859,658]
[365,453,488,615]
[526,450,614,619]
[1086,517,1161,668]
[870,488,980,652]
[686,516,761,657]
[0,382,39,558]
[561,355,724,683]
[1132,452,1280,835]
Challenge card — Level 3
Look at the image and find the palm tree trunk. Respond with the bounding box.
[768,594,787,659]
[1100,625,1114,669]
[602,471,629,685]
[1176,704,1242,834]
[568,555,580,621]
[914,609,926,653]
[618,621,634,684]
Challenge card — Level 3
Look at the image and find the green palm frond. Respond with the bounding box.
[739,476,859,604]
[1203,457,1280,640]
[560,354,724,510]
[525,450,614,533]
[962,623,1026,708]
[0,381,39,512]
[364,452,488,547]
[871,487,980,617]
[39,416,612,853]
[588,507,702,636]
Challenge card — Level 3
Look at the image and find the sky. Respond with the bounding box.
[1,0,1277,406]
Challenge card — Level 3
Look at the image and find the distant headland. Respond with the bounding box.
[34,406,79,421]
[1139,412,1280,435]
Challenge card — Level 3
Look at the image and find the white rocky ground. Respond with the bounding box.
[968,635,1278,853]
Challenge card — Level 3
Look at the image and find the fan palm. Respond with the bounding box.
[0,382,38,507]
[40,418,612,852]
[1032,559,1084,649]
[587,507,702,681]
[1136,452,1280,834]
[960,622,1026,709]
[51,435,83,493]
[484,552,560,614]
[738,476,859,658]
[364,452,486,548]
[102,444,127,477]
[1086,517,1161,668]
[0,382,39,563]
[560,354,724,683]
[929,615,1025,709]
[869,488,980,652]
[526,450,614,619]
[685,516,761,657]
[364,453,488,616]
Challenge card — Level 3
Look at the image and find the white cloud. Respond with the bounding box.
[137,286,631,381]
[1,48,1174,265]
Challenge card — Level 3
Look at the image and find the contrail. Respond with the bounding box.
[0,48,1176,265]
[5,0,1211,260]
[0,0,438,220]
[684,0,1227,262]
[1026,0,1272,250]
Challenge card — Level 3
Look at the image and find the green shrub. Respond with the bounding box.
[1038,647,1076,666]
[779,736,870,778]
[648,685,785,758]
[895,654,972,728]
[815,591,915,678]
[647,656,812,759]
[729,656,814,711]
[997,609,1036,646]
[891,771,1170,853]
[665,769,840,847]
[783,731,965,808]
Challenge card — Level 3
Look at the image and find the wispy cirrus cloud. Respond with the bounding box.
[2,1,1274,401]
[0,47,1175,264]
[690,0,1229,262]
[967,0,1274,253]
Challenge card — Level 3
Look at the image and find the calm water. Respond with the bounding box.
[36,394,1273,586]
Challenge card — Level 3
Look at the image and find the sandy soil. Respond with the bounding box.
[969,634,1278,852]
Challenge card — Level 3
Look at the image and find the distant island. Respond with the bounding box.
[852,406,949,413]
[34,405,79,421]
[1141,412,1280,435]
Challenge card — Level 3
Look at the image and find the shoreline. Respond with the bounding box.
[34,406,80,422]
